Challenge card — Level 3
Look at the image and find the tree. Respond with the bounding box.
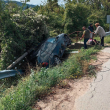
[64,3,90,34]
[101,0,110,14]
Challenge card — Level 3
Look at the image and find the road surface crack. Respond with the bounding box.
[90,74,103,99]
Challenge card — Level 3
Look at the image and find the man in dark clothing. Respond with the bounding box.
[88,23,94,39]
[88,23,94,32]
[80,26,90,49]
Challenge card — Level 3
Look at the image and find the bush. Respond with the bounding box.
[0,6,49,69]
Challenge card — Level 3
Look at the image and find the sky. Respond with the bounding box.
[13,0,65,5]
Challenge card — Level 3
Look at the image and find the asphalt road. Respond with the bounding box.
[75,47,110,110]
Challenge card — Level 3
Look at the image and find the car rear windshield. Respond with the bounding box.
[47,38,56,43]
[41,42,56,52]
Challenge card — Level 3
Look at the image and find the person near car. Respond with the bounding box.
[94,23,106,46]
[88,23,94,39]
[80,26,90,49]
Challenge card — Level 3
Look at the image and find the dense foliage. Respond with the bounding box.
[36,0,110,36]
[64,3,90,35]
[0,1,49,69]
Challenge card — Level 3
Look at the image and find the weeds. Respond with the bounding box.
[57,80,70,89]
[0,46,100,110]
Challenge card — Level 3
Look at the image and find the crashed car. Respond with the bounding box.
[30,33,71,67]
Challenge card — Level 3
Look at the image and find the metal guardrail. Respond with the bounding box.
[0,70,24,79]
[105,31,110,36]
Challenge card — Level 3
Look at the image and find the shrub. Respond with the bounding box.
[0,5,49,69]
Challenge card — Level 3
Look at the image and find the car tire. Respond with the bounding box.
[54,56,61,65]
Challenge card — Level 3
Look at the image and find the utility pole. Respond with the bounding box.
[107,15,110,31]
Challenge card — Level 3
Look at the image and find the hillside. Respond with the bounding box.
[4,0,36,9]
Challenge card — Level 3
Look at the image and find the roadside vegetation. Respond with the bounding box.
[0,46,100,110]
[0,0,110,110]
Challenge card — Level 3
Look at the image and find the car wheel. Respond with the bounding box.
[54,56,61,65]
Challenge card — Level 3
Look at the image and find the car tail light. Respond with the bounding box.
[42,62,48,67]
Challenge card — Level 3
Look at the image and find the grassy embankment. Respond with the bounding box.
[0,45,101,110]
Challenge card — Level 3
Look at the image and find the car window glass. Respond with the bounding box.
[41,42,56,52]
[40,50,49,60]
[47,38,56,43]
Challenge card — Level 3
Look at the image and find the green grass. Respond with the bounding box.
[0,46,101,110]
[104,36,110,43]
[94,35,110,44]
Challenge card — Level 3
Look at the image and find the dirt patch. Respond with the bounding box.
[33,77,93,110]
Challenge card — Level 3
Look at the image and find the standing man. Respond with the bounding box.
[94,23,106,46]
[80,26,90,49]
[88,23,94,39]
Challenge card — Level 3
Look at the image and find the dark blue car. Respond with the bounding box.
[30,33,71,67]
